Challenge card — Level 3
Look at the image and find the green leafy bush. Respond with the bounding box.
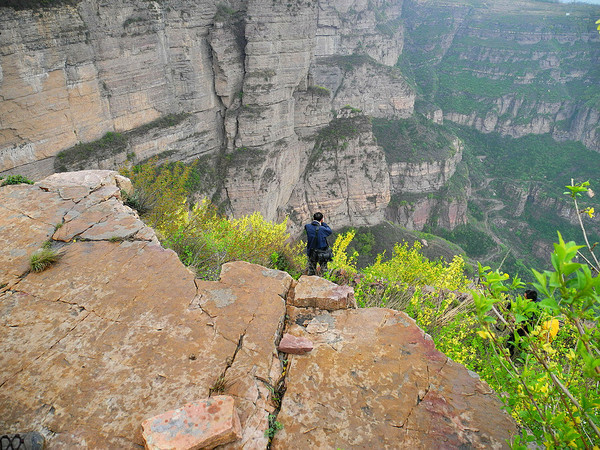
[1,175,34,186]
[473,233,600,447]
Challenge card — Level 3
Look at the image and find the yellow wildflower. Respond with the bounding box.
[476,330,494,340]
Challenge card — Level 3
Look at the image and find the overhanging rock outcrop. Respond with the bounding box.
[0,170,516,448]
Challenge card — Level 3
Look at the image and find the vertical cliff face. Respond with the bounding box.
[0,0,223,179]
[285,114,391,235]
[0,0,477,234]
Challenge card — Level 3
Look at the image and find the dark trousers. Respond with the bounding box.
[307,255,328,276]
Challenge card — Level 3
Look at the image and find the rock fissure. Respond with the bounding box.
[0,312,91,390]
[262,286,296,448]
[54,298,121,324]
[0,204,54,226]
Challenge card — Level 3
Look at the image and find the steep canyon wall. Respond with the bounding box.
[1,0,444,233]
[403,0,600,151]
[2,0,597,234]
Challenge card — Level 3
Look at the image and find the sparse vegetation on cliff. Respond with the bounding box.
[0,0,80,9]
[55,132,127,172]
[307,85,331,97]
[372,116,455,163]
[54,113,191,173]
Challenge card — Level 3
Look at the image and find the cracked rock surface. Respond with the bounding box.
[1,169,516,449]
[0,171,291,448]
[273,306,517,449]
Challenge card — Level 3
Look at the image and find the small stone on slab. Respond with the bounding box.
[141,395,241,450]
[278,333,314,355]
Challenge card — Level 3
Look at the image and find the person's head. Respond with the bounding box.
[313,212,324,222]
[524,289,538,301]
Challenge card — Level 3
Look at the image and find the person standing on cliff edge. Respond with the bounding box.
[305,212,333,276]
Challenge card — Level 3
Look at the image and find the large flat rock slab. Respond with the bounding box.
[0,171,292,449]
[273,306,517,449]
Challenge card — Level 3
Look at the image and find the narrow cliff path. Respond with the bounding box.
[469,176,509,264]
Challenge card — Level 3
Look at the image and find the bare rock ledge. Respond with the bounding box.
[0,170,516,449]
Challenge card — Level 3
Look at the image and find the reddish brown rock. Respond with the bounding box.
[272,306,517,449]
[288,275,356,310]
[141,396,241,450]
[0,171,291,449]
[277,333,314,355]
[1,170,516,449]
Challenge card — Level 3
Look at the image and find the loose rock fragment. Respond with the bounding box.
[277,333,314,355]
[141,396,241,450]
[288,276,356,310]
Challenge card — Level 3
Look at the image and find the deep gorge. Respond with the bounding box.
[1,0,599,271]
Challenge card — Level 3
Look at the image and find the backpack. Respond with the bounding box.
[309,224,333,263]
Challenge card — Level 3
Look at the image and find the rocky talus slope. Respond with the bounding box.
[0,171,517,448]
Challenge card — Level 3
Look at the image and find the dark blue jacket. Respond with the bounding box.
[305,221,332,255]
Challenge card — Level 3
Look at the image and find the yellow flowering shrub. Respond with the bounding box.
[121,162,304,279]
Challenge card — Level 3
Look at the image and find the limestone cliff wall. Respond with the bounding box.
[0,0,471,234]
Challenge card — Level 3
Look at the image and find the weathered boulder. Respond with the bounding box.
[288,275,357,311]
[273,306,517,449]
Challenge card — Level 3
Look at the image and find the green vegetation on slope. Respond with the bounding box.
[452,125,600,193]
[431,124,600,279]
[372,115,456,163]
[402,0,600,118]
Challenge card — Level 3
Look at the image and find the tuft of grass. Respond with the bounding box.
[29,247,60,273]
[109,236,124,242]
[208,374,233,397]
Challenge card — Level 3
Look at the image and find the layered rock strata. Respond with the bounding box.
[0,170,517,448]
[0,0,423,234]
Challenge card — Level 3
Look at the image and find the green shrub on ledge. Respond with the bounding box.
[1,175,34,186]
